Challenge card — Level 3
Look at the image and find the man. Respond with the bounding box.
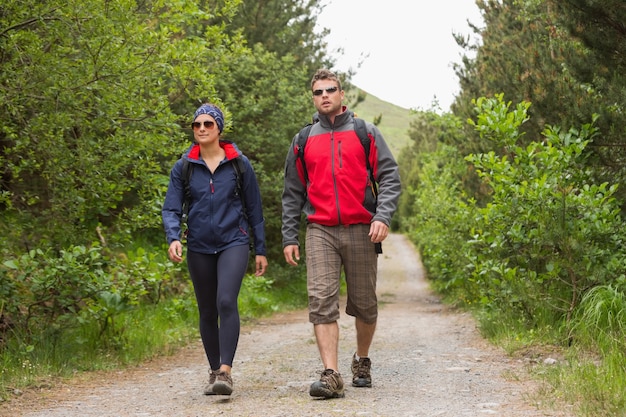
[282,69,401,399]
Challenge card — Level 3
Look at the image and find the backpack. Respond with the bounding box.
[180,156,247,228]
[295,117,378,198]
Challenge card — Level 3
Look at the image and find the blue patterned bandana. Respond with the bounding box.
[193,104,224,133]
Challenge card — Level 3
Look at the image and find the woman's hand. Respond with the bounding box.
[168,240,184,263]
[255,255,268,276]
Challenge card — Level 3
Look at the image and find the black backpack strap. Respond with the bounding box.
[232,157,248,221]
[232,157,254,250]
[295,123,314,186]
[354,118,377,198]
[181,158,193,223]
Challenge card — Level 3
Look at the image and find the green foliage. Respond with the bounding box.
[0,295,199,398]
[466,95,626,329]
[0,265,306,399]
[571,283,626,355]
[0,1,242,253]
[396,107,481,301]
[400,94,626,416]
[0,242,185,342]
[400,145,477,300]
[2,245,111,334]
[223,0,332,73]
[403,94,626,332]
[453,0,626,207]
[453,0,590,146]
[549,0,626,202]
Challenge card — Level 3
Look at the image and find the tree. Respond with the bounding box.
[550,0,626,193]
[0,0,244,253]
[453,0,586,149]
[224,0,333,73]
[453,0,626,203]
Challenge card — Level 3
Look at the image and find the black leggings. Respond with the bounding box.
[187,244,249,369]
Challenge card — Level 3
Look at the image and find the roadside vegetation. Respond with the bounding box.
[394,2,626,414]
[399,95,626,415]
[2,1,626,416]
[1,249,305,392]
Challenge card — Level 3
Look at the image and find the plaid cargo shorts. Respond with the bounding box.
[305,223,378,324]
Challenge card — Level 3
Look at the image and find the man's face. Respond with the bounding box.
[312,81,344,116]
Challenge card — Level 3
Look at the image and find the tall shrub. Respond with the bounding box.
[466,95,626,330]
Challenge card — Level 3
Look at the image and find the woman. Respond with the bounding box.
[162,103,268,396]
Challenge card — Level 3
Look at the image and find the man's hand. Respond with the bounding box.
[283,244,300,266]
[369,221,389,243]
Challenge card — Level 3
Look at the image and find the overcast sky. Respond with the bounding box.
[315,0,483,111]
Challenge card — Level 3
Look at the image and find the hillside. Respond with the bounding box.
[349,88,418,157]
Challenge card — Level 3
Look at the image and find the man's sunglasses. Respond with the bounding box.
[191,120,216,129]
[312,86,339,96]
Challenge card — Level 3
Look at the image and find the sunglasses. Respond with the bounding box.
[312,86,339,96]
[191,120,216,130]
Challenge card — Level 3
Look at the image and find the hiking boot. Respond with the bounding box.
[212,370,233,395]
[351,354,372,387]
[309,369,345,399]
[203,369,218,395]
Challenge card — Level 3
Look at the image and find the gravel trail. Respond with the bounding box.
[2,234,572,417]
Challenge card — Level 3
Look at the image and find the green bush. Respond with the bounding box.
[399,96,626,416]
[400,145,479,303]
[466,95,626,331]
[0,243,186,344]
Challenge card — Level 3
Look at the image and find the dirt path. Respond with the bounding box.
[2,234,572,417]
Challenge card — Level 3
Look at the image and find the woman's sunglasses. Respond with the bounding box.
[191,120,215,130]
[312,86,339,96]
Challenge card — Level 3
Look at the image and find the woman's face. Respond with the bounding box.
[192,114,220,144]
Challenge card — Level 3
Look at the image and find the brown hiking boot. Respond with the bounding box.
[212,370,233,395]
[309,369,345,399]
[351,354,372,387]
[203,369,218,395]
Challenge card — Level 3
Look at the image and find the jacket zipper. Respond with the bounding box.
[331,130,342,224]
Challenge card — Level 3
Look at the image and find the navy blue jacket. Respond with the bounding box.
[162,141,266,256]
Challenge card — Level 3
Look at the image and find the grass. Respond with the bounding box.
[0,297,199,392]
[535,348,626,416]
[472,283,626,416]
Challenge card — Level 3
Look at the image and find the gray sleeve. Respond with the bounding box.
[281,134,307,247]
[369,124,401,226]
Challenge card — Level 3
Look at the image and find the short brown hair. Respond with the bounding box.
[310,69,342,91]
